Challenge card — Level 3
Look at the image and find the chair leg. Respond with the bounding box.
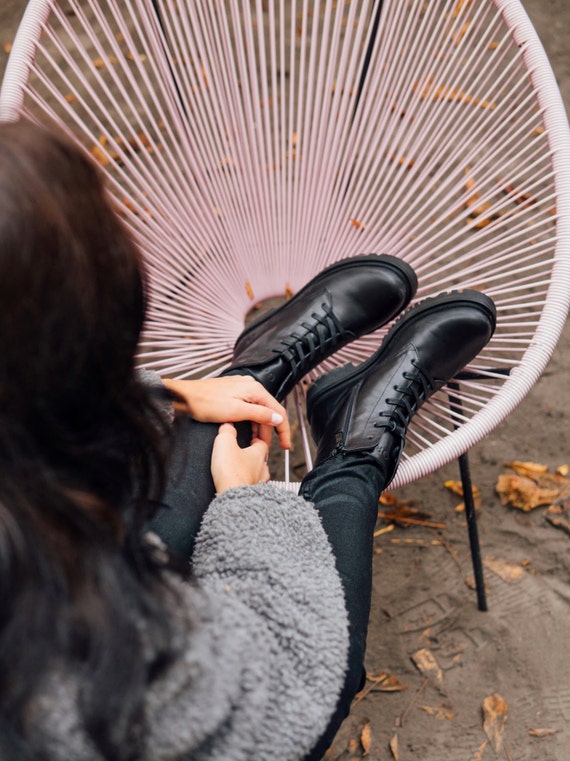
[458,450,488,612]
[447,381,487,612]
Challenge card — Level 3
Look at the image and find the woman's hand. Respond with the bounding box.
[162,376,291,450]
[211,423,270,494]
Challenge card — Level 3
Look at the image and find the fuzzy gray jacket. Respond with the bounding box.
[30,483,349,760]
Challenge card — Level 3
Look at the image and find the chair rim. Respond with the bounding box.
[2,0,569,490]
[389,0,570,487]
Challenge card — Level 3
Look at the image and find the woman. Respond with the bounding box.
[0,119,496,760]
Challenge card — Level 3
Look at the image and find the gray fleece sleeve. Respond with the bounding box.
[145,483,349,761]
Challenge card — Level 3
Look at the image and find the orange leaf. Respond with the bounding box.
[411,648,443,687]
[495,473,561,511]
[482,693,508,753]
[445,479,480,499]
[528,727,558,737]
[361,719,371,755]
[454,21,471,45]
[366,671,408,692]
[419,703,456,720]
[504,460,549,477]
[483,557,524,582]
[389,733,399,760]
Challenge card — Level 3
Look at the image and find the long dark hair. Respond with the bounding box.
[0,120,179,759]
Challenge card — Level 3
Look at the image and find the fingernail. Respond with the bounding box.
[271,412,284,425]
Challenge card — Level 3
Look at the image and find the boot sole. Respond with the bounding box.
[234,253,418,350]
[307,289,497,411]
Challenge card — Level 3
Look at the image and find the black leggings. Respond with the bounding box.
[148,415,384,759]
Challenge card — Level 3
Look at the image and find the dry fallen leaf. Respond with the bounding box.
[353,670,408,707]
[454,20,471,45]
[465,576,476,590]
[497,179,537,209]
[373,523,395,538]
[245,280,255,300]
[419,703,456,720]
[496,462,570,514]
[121,197,138,214]
[505,461,570,489]
[463,166,498,228]
[378,501,445,530]
[445,478,481,512]
[528,727,558,737]
[90,137,111,167]
[443,481,480,497]
[482,692,508,753]
[89,132,156,168]
[417,75,496,109]
[445,479,469,497]
[93,56,118,69]
[450,0,474,19]
[347,736,359,754]
[504,460,549,476]
[125,51,147,63]
[469,739,488,761]
[389,733,399,760]
[389,537,443,547]
[360,718,371,756]
[483,557,525,583]
[366,671,408,692]
[390,154,415,169]
[495,473,560,511]
[545,512,570,536]
[411,648,443,688]
[345,717,372,757]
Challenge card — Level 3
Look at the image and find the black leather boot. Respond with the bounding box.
[306,290,497,487]
[225,254,417,401]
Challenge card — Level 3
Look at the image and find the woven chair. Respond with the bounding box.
[3,0,570,610]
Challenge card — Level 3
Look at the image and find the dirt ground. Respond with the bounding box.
[1,1,569,760]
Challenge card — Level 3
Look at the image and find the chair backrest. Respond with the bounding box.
[2,0,569,489]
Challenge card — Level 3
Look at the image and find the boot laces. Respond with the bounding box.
[373,360,435,436]
[273,297,343,374]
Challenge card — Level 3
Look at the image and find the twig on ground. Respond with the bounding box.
[399,677,429,727]
[545,514,570,536]
[352,680,377,707]
[436,532,463,569]
[378,512,447,530]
